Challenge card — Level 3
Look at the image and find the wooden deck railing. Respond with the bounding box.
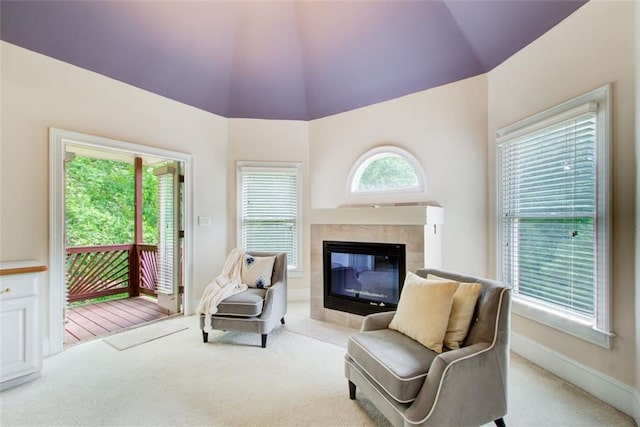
[138,244,158,296]
[66,244,158,303]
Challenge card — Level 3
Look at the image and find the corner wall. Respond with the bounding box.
[1,42,229,342]
[488,0,636,392]
[635,1,640,423]
[226,118,310,293]
[309,74,489,277]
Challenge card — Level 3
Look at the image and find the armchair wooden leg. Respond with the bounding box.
[202,330,208,343]
[495,418,506,427]
[280,317,285,325]
[348,381,356,400]
[261,334,267,348]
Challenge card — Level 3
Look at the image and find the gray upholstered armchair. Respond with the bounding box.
[199,252,287,348]
[345,268,511,427]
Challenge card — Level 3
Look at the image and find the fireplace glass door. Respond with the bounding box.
[323,241,406,316]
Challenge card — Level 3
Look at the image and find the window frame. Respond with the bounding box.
[496,84,612,348]
[237,161,303,276]
[346,145,426,201]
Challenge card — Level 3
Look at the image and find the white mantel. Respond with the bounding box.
[311,205,444,226]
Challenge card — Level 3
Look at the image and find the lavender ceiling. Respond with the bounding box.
[1,1,586,121]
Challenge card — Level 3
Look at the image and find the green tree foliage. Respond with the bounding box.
[142,166,159,244]
[516,217,594,316]
[66,157,158,246]
[358,155,418,191]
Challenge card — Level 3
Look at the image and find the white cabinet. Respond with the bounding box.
[0,261,45,391]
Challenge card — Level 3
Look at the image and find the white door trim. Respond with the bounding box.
[48,128,194,356]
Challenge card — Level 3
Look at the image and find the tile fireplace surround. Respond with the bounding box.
[310,205,444,329]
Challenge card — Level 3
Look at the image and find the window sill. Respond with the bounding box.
[512,296,613,349]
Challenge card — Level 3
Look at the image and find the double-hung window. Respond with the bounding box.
[237,161,302,273]
[497,85,612,347]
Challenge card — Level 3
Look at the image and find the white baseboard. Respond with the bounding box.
[511,332,635,418]
[633,389,640,426]
[43,337,50,358]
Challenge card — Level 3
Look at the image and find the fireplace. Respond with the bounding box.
[323,240,406,316]
[310,206,443,328]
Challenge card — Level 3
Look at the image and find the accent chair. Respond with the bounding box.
[344,268,511,426]
[199,251,287,348]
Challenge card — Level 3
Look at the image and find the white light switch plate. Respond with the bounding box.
[198,216,211,226]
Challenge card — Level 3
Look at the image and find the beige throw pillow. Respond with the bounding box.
[427,274,483,349]
[241,254,276,289]
[388,272,459,353]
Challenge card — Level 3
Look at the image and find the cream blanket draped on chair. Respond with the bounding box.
[196,248,248,333]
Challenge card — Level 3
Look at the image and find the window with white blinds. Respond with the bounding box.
[238,162,302,271]
[154,164,180,295]
[497,85,611,347]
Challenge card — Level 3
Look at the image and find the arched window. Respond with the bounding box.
[347,146,426,198]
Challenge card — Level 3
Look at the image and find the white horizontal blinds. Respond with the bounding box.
[242,169,297,268]
[155,165,178,295]
[500,112,597,318]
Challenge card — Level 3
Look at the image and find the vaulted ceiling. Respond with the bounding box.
[1,1,587,121]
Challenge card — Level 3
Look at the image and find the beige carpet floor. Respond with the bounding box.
[0,302,634,426]
[103,322,189,351]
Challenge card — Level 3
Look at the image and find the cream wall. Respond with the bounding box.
[488,1,636,385]
[635,0,640,413]
[1,42,229,332]
[226,118,310,291]
[309,75,488,276]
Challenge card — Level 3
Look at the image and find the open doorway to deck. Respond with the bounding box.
[62,148,184,345]
[49,129,193,355]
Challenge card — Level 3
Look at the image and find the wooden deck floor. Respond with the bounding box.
[64,297,171,346]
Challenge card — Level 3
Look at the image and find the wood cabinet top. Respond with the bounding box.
[0,261,48,276]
